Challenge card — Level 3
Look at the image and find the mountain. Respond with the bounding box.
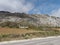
[0,11,60,28]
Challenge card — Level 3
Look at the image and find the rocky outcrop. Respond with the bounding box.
[0,11,60,27]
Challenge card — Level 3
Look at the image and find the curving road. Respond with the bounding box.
[0,36,60,45]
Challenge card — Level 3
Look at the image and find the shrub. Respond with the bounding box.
[0,21,19,28]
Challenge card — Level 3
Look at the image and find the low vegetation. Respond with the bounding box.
[0,27,60,42]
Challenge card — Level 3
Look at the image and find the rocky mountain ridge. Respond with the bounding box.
[0,11,60,27]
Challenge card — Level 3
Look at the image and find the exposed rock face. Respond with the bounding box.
[0,11,60,27]
[32,14,60,27]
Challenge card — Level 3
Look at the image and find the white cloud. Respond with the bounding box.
[0,0,34,13]
[50,8,60,17]
[33,9,41,14]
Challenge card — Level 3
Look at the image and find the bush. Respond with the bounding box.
[0,21,19,28]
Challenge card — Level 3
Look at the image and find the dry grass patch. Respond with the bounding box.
[0,27,60,41]
[0,27,40,34]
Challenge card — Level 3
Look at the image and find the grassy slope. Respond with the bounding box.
[0,27,40,34]
[0,27,60,41]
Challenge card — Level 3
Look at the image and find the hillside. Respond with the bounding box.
[0,11,60,41]
[0,11,60,28]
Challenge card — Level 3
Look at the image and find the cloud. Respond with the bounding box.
[0,0,34,13]
[50,8,60,17]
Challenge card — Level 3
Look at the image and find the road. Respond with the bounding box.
[0,36,60,45]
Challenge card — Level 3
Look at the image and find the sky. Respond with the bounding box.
[0,0,60,17]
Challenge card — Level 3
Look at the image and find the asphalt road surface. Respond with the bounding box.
[1,36,60,45]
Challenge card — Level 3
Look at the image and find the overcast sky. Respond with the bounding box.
[0,0,60,17]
